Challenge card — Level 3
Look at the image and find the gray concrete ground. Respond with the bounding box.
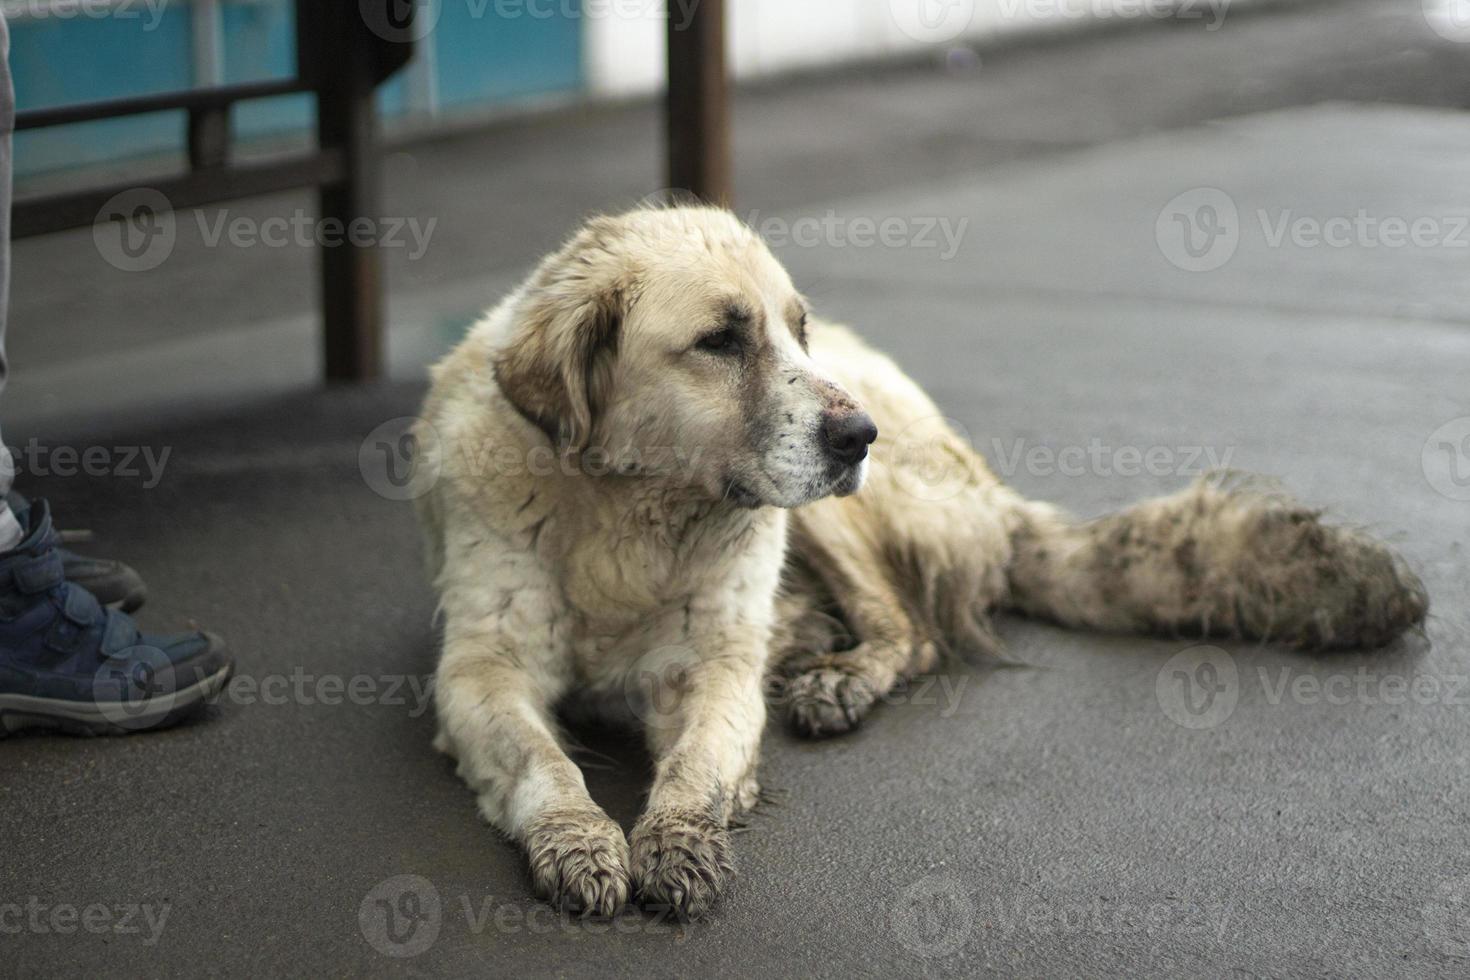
[4,0,1470,976]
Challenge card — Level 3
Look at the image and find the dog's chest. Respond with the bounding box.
[552,495,780,633]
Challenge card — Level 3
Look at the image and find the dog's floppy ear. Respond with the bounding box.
[493,239,626,450]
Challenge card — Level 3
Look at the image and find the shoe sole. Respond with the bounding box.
[0,664,233,737]
[106,590,147,614]
[107,586,148,615]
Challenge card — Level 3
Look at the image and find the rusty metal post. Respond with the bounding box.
[312,5,388,382]
[666,0,731,206]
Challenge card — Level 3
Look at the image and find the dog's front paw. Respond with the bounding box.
[523,808,631,917]
[630,809,734,920]
[784,664,878,738]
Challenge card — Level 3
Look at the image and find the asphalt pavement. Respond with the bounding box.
[4,1,1470,976]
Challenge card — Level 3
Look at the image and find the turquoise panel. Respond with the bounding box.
[10,0,585,179]
[12,7,194,177]
[433,0,583,108]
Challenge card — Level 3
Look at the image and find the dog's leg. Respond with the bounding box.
[777,509,939,738]
[628,627,767,920]
[1006,477,1428,650]
[435,639,631,917]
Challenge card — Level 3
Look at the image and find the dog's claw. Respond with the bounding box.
[630,809,734,920]
[524,809,632,918]
[785,666,877,738]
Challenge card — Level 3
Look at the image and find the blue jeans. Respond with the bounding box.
[0,12,15,499]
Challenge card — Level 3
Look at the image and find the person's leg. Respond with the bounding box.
[0,9,18,549]
[0,15,148,608]
[0,11,232,735]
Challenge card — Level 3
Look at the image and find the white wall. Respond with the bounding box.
[585,0,1247,96]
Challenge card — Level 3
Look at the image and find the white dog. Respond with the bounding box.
[415,206,1427,919]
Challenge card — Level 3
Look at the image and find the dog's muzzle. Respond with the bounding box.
[820,410,878,467]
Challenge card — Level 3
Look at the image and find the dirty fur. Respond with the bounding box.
[1005,476,1429,650]
[417,206,1429,922]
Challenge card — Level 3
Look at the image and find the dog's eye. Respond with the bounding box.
[696,327,742,355]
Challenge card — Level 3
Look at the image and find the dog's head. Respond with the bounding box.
[493,206,876,508]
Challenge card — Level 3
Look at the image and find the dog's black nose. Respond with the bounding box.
[821,411,878,466]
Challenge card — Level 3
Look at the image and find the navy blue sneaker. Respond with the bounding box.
[0,499,231,736]
[7,492,147,613]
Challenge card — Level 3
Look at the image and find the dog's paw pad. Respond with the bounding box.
[785,666,877,738]
[630,810,734,920]
[524,810,631,917]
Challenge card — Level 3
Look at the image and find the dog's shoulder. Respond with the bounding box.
[420,300,561,534]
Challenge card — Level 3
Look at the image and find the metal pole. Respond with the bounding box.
[315,7,386,382]
[665,0,731,207]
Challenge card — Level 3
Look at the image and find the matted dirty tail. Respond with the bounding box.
[1004,476,1429,651]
